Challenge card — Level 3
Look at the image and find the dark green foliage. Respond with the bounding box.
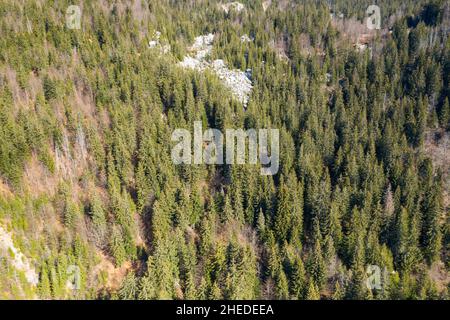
[0,0,447,300]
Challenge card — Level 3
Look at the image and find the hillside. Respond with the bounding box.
[0,0,449,300]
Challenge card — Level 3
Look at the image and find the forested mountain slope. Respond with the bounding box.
[0,0,448,299]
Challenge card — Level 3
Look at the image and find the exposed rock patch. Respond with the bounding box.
[179,34,252,106]
[148,31,171,54]
[424,130,450,212]
[240,34,253,43]
[262,0,271,12]
[0,225,38,286]
[220,2,245,14]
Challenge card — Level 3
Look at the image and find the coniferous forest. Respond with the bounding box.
[0,0,449,300]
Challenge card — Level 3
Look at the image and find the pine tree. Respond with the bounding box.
[38,265,52,299]
[275,268,290,300]
[274,179,291,243]
[332,281,344,300]
[421,187,442,264]
[305,280,320,300]
[118,273,138,299]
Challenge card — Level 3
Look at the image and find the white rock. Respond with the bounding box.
[148,31,171,54]
[179,56,204,70]
[262,0,271,12]
[179,34,253,106]
[211,59,252,105]
[0,226,38,286]
[191,33,215,51]
[240,34,252,43]
[221,2,245,14]
[355,43,367,52]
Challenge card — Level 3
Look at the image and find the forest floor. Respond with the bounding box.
[424,129,450,212]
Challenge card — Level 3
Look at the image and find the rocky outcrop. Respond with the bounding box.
[148,31,171,54]
[179,34,253,106]
[220,2,245,14]
[0,225,38,286]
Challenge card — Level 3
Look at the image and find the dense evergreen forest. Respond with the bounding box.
[0,0,448,300]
